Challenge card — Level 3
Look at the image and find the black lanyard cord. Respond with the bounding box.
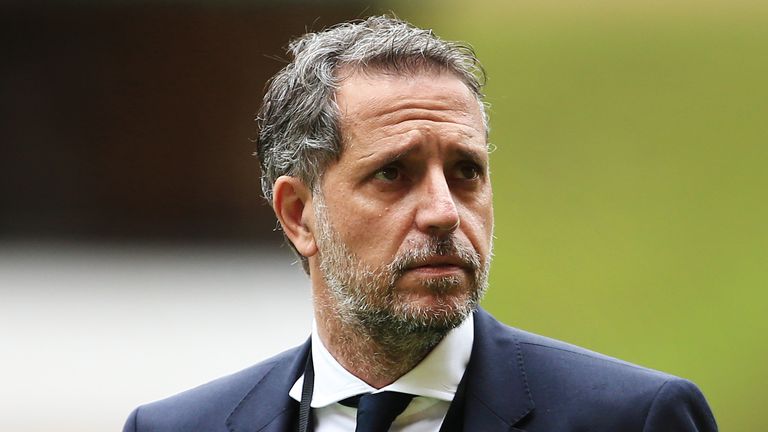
[298,351,315,432]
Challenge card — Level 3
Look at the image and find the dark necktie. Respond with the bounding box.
[346,391,415,432]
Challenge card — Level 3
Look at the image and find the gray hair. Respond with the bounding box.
[255,15,488,272]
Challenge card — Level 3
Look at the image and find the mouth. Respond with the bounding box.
[404,256,471,275]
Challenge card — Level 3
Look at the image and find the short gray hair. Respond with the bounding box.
[255,15,487,271]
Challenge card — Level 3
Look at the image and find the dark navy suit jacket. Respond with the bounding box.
[123,309,717,431]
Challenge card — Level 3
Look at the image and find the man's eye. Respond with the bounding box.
[374,166,401,182]
[457,163,481,180]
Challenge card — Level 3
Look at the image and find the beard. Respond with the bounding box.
[313,193,490,348]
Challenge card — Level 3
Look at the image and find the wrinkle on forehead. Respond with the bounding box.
[337,66,477,109]
[340,87,476,124]
[335,70,485,157]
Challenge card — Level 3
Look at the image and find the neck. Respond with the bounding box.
[313,291,447,389]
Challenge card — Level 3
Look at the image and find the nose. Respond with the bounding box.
[415,169,460,234]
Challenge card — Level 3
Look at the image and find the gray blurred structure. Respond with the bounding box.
[0,241,312,431]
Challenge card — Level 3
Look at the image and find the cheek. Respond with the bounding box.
[461,196,494,253]
[359,208,408,249]
[327,198,408,257]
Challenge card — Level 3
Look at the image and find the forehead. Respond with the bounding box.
[333,69,487,159]
[336,68,482,125]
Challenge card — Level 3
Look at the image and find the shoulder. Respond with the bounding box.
[514,324,675,385]
[473,310,718,430]
[123,345,305,432]
[476,308,685,386]
[519,330,717,430]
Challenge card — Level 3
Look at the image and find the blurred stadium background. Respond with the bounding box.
[1,0,765,430]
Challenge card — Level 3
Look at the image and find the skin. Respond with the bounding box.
[273,69,493,387]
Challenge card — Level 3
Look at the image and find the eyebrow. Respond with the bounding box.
[455,148,488,169]
[358,146,489,178]
[357,142,417,166]
[357,144,488,172]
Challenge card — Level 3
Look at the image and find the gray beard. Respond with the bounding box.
[313,193,490,353]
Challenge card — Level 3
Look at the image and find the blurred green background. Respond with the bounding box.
[394,1,767,430]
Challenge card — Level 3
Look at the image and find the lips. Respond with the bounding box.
[406,256,472,272]
[389,237,481,277]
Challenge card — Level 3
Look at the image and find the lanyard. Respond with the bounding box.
[298,350,315,432]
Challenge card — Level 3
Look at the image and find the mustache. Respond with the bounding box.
[388,236,481,276]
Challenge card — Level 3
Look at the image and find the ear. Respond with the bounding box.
[272,176,318,258]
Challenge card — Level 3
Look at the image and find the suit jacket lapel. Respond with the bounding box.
[226,340,311,432]
[225,310,534,432]
[461,309,535,431]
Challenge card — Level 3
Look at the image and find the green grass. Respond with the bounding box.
[391,1,768,429]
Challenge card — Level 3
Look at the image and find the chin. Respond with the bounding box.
[395,292,476,327]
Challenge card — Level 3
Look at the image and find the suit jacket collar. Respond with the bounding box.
[225,308,535,432]
[226,340,310,432]
[462,308,535,431]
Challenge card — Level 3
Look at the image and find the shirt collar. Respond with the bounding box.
[289,315,474,408]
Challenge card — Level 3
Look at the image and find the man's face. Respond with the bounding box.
[311,69,493,335]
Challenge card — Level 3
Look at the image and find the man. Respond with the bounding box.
[124,16,717,432]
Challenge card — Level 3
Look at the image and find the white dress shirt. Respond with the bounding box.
[289,316,474,432]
